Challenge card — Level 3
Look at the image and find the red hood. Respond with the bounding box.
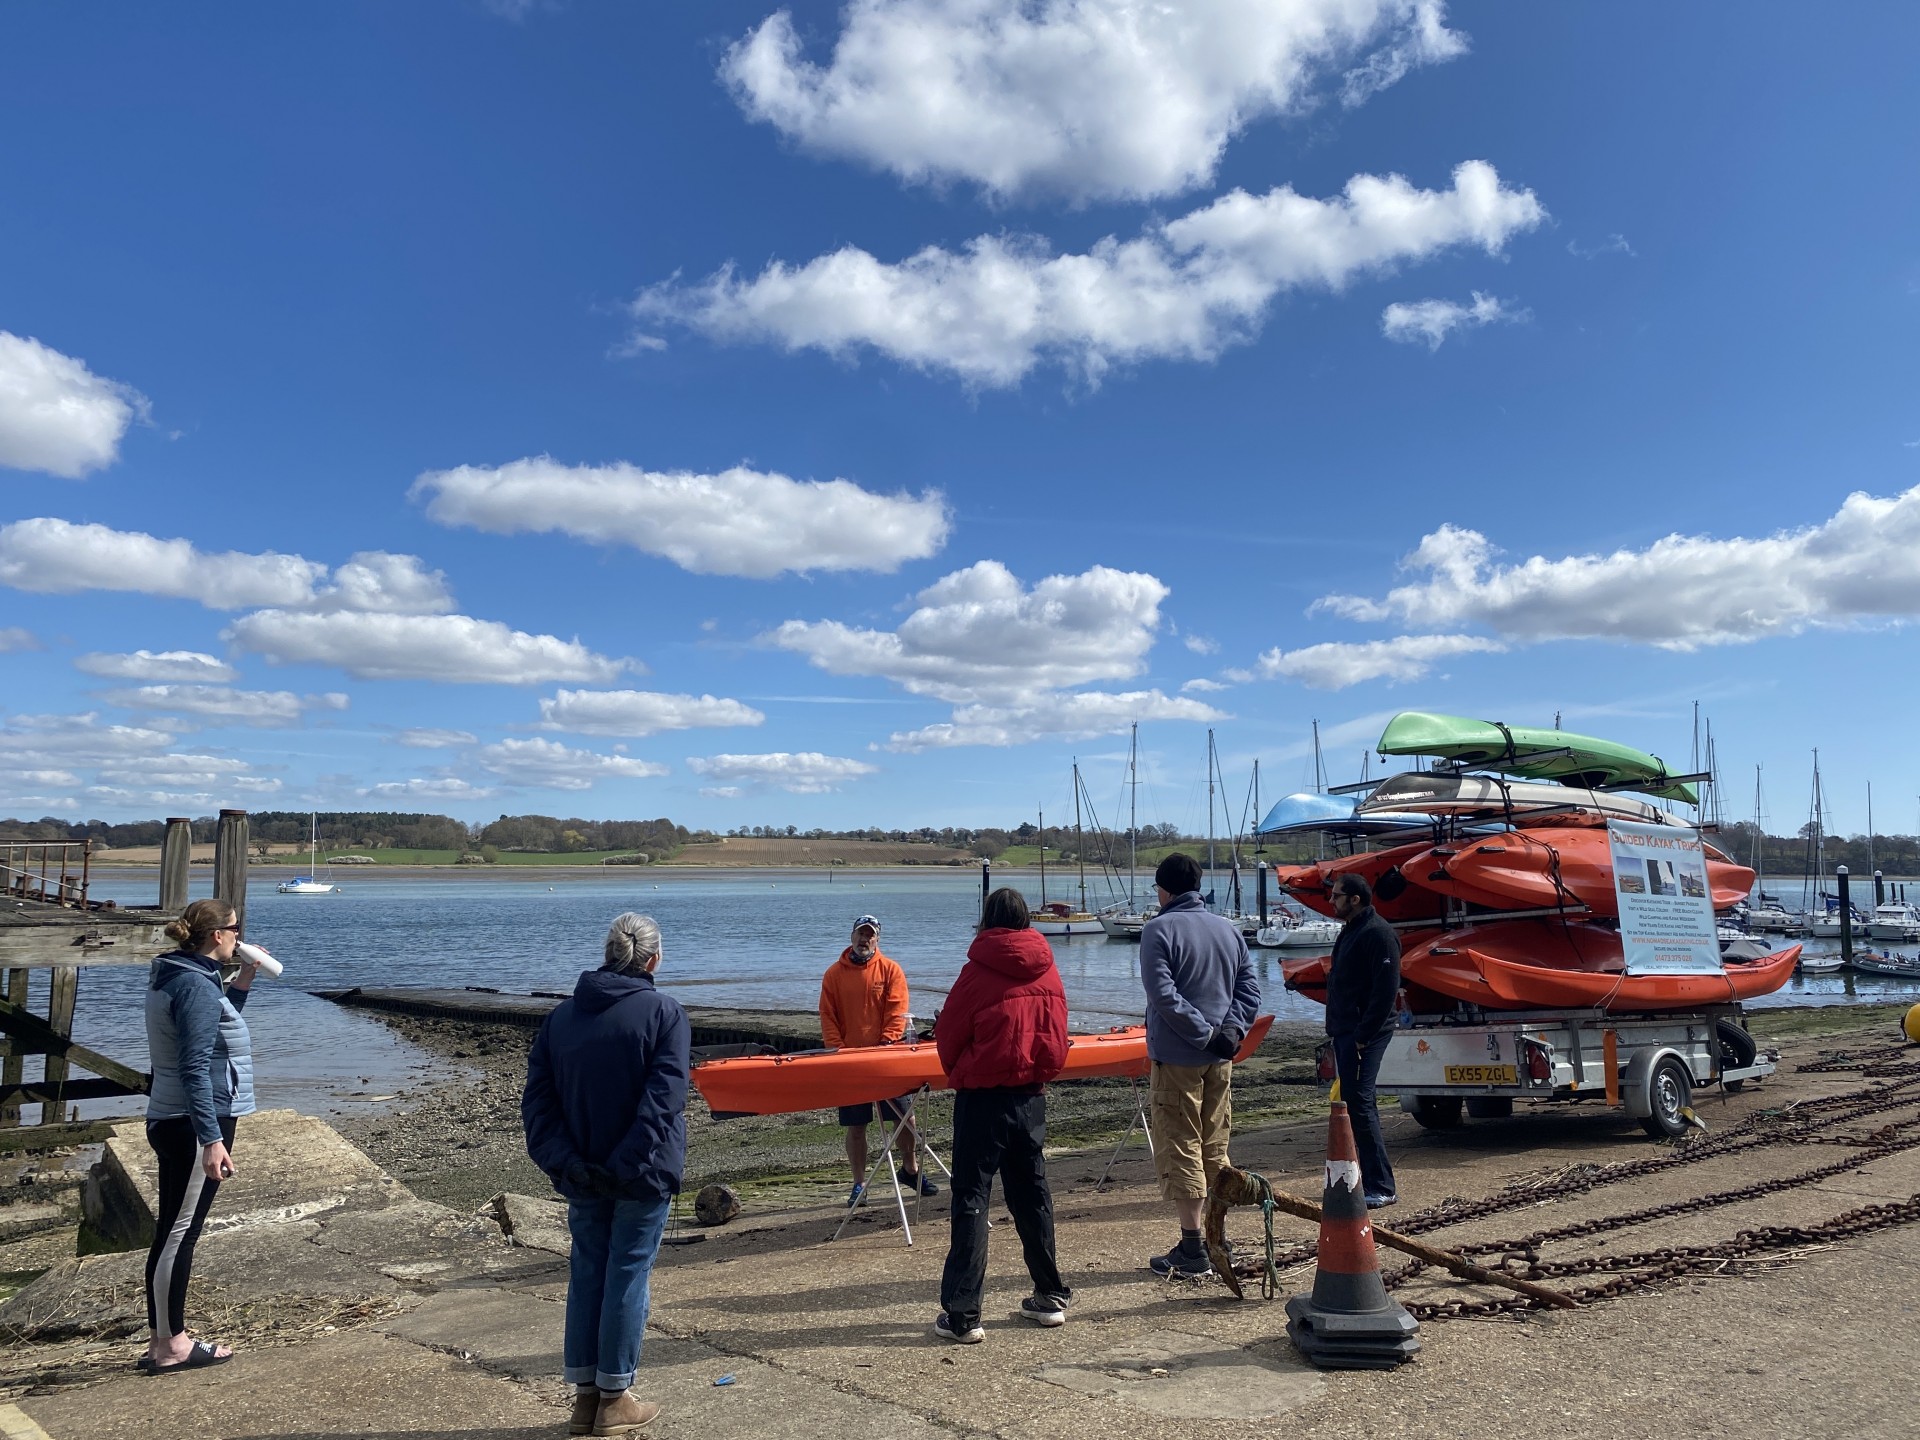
[966,927,1055,981]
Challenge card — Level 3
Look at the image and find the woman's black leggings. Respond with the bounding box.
[145,1115,236,1338]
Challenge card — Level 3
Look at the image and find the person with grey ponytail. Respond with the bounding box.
[523,913,689,1435]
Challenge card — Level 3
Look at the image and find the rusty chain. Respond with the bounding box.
[1225,1041,1920,1319]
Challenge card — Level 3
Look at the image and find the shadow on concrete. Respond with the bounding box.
[238,1431,559,1440]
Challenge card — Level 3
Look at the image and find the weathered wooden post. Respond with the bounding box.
[159,816,193,913]
[980,859,991,921]
[1837,865,1853,967]
[1257,861,1269,928]
[214,809,250,935]
[1874,869,1885,908]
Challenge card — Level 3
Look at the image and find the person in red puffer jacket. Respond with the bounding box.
[931,887,1072,1344]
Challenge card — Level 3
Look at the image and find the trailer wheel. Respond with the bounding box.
[1715,1018,1757,1092]
[1640,1055,1693,1138]
[1409,1095,1465,1130]
[1465,1097,1513,1119]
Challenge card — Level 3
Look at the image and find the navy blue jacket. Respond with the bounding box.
[522,969,690,1202]
[1140,891,1262,1066]
[1325,905,1402,1039]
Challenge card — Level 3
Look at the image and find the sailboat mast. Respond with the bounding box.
[1312,719,1326,862]
[1206,729,1216,904]
[1252,758,1262,856]
[1128,721,1138,907]
[1868,782,1875,876]
[1073,762,1087,912]
[1038,806,1047,907]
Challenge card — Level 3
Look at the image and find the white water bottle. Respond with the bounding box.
[235,941,284,979]
[902,1011,915,1043]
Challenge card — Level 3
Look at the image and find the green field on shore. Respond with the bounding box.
[295,849,648,867]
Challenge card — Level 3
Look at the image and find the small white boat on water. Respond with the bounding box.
[1794,950,1847,974]
[1098,906,1155,940]
[1867,903,1920,941]
[1029,902,1104,938]
[277,815,340,895]
[1254,916,1343,950]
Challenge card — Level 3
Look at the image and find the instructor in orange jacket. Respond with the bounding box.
[820,914,936,1208]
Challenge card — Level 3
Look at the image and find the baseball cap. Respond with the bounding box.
[852,914,881,933]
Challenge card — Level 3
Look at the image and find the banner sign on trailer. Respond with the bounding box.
[1607,821,1723,974]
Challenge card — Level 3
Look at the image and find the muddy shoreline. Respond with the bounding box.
[330,1008,1333,1214]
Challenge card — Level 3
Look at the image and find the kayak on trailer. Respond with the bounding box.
[693,1014,1277,1118]
[1401,920,1798,1012]
[1273,840,1452,925]
[1374,712,1698,804]
[1412,827,1755,916]
[1355,772,1688,827]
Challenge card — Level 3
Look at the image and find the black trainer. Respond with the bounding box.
[1019,1293,1069,1327]
[1148,1239,1213,1280]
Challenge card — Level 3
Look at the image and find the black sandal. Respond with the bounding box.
[144,1340,233,1374]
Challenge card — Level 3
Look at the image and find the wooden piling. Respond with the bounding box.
[1837,865,1853,967]
[38,968,78,1126]
[159,816,192,912]
[214,808,250,935]
[0,970,25,1126]
[1257,861,1269,927]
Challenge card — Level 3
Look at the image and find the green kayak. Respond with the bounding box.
[1375,711,1698,804]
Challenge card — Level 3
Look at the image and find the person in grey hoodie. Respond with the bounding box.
[141,897,259,1373]
[1138,852,1261,1280]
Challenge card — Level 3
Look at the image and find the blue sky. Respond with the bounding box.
[2,2,1917,838]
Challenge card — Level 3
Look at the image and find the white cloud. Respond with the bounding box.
[1315,485,1920,650]
[886,688,1227,750]
[767,560,1169,702]
[1181,677,1229,693]
[312,552,455,614]
[722,0,1465,203]
[0,712,176,766]
[225,611,628,684]
[75,650,238,683]
[0,519,453,618]
[1221,666,1255,683]
[1182,633,1219,655]
[537,689,766,737]
[396,727,478,749]
[634,161,1543,387]
[0,627,39,653]
[699,785,744,799]
[1380,291,1526,350]
[363,776,497,801]
[473,738,669,791]
[2,769,80,789]
[0,332,149,479]
[414,458,949,578]
[686,752,879,794]
[95,752,263,789]
[1256,633,1505,689]
[101,684,349,727]
[1567,233,1635,259]
[0,519,326,609]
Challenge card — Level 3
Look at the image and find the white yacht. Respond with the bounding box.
[1254,916,1343,950]
[1867,902,1920,941]
[277,814,340,895]
[1745,904,1804,934]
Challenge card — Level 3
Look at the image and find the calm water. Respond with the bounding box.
[32,866,1920,1120]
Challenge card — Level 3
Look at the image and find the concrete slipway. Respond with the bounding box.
[3,1028,1919,1440]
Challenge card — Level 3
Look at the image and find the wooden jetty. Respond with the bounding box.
[0,810,252,1147]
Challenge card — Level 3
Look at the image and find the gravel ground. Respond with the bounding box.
[331,1010,1335,1213]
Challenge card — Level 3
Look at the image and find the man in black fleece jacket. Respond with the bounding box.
[1325,873,1402,1207]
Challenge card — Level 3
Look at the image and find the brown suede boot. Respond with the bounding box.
[592,1390,661,1436]
[568,1390,599,1435]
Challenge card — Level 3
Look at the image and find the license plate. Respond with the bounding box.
[1444,1064,1517,1084]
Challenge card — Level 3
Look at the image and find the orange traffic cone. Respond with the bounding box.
[1284,1101,1419,1369]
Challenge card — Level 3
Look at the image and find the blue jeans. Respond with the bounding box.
[564,1193,671,1392]
[1332,1031,1395,1199]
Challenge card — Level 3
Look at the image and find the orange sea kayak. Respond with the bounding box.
[693,1014,1276,1117]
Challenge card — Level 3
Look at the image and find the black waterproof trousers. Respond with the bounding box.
[939,1087,1068,1328]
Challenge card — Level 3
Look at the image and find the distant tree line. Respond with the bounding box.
[0,811,691,858]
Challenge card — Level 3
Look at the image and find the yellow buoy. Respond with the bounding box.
[1904,1003,1920,1045]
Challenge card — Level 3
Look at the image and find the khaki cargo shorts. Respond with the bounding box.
[1148,1060,1233,1201]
